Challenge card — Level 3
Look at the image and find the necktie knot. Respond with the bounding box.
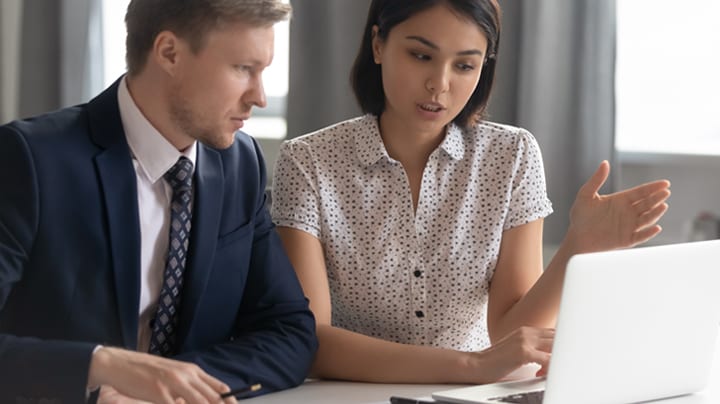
[164,156,193,192]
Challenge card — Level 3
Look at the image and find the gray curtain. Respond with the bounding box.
[286,0,370,137]
[0,0,23,123]
[61,0,105,108]
[0,0,103,122]
[285,0,617,245]
[491,0,617,244]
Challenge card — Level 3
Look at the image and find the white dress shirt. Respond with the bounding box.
[117,76,197,352]
[272,114,553,351]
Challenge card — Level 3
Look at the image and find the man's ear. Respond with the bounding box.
[371,25,382,64]
[152,31,183,75]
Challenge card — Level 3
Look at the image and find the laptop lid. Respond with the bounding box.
[433,240,720,404]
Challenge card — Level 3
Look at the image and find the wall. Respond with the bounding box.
[619,154,720,245]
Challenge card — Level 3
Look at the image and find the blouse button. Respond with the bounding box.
[413,270,422,278]
[415,310,425,318]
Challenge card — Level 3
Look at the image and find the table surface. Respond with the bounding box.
[246,327,720,404]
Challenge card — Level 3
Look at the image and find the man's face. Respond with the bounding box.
[168,22,274,150]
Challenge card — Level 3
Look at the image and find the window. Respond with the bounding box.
[615,1,720,156]
[101,0,289,139]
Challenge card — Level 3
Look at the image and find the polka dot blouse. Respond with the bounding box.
[271,114,553,351]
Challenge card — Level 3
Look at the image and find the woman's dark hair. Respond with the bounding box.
[350,0,501,129]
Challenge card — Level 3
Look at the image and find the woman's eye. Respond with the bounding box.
[457,63,476,71]
[411,52,431,61]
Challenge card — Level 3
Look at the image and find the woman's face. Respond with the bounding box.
[372,3,488,137]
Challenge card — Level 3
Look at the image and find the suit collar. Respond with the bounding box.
[87,78,128,149]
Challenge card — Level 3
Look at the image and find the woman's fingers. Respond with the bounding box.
[578,160,610,198]
[631,188,671,215]
[622,179,671,201]
[635,202,670,229]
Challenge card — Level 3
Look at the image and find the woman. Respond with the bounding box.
[271,0,670,384]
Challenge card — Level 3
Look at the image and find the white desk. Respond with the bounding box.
[246,328,720,403]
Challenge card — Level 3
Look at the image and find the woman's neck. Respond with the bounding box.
[378,113,447,168]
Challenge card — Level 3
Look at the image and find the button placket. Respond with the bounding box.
[412,156,437,328]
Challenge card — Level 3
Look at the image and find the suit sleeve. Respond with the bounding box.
[0,125,96,403]
[174,137,318,396]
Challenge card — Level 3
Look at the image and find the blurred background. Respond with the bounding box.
[1,0,719,250]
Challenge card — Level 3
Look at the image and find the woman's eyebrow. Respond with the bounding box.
[405,35,484,56]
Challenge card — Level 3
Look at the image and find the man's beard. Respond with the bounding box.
[168,97,233,150]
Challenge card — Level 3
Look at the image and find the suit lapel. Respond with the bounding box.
[177,145,223,344]
[87,80,141,349]
[84,79,225,350]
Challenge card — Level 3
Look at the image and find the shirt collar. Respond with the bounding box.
[441,122,466,161]
[354,115,390,167]
[354,114,465,166]
[117,75,197,184]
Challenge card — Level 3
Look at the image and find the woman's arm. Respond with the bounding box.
[276,226,553,384]
[487,161,670,342]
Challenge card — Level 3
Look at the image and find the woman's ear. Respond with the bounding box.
[371,25,382,64]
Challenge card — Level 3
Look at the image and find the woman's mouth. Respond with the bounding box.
[418,102,444,112]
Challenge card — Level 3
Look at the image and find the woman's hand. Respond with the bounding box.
[470,327,554,383]
[565,160,670,254]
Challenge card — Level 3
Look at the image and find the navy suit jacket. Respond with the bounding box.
[0,81,317,403]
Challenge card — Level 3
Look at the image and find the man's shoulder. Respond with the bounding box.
[2,83,122,146]
[0,105,101,164]
[2,105,87,137]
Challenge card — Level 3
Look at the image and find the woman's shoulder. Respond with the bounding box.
[468,120,534,138]
[459,120,539,149]
[284,115,377,149]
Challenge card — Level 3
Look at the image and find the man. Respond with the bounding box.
[0,0,317,402]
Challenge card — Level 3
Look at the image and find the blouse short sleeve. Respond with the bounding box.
[503,128,553,230]
[271,140,322,238]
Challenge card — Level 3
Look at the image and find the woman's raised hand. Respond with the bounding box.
[565,160,670,254]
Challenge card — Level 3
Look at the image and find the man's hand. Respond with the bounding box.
[88,347,237,404]
[565,160,670,253]
[97,385,152,404]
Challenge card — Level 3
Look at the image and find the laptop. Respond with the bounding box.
[433,239,720,404]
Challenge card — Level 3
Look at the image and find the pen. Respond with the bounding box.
[389,396,438,404]
[220,383,262,399]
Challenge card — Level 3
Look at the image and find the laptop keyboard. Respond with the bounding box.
[488,390,544,403]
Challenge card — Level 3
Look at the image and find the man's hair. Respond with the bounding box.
[125,0,292,76]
